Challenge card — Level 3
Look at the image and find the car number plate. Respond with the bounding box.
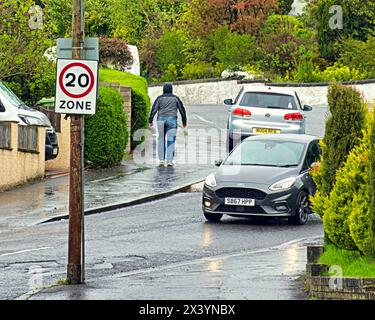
[253,128,280,134]
[225,198,255,206]
[53,148,58,155]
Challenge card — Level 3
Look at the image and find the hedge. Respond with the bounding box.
[84,86,128,168]
[99,68,150,150]
[313,84,367,202]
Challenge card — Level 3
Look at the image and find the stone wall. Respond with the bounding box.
[148,79,375,107]
[306,246,375,300]
[0,122,45,192]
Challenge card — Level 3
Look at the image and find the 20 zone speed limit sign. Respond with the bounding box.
[55,59,98,115]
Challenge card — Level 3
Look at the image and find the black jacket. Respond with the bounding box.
[148,84,187,126]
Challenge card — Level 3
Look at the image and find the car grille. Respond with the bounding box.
[216,204,266,215]
[215,188,267,200]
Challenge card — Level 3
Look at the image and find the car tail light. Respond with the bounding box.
[232,108,251,118]
[284,112,303,121]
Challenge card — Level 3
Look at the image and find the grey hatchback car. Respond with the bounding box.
[202,134,321,225]
[225,86,312,151]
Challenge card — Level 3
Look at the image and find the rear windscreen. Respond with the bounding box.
[239,92,297,110]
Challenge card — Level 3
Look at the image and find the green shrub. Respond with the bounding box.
[182,61,219,80]
[370,110,375,256]
[99,69,151,150]
[338,37,375,79]
[156,30,186,78]
[84,86,128,168]
[317,84,367,197]
[323,130,370,251]
[210,24,256,70]
[321,117,375,256]
[318,63,366,82]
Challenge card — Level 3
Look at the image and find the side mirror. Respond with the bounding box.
[215,159,223,167]
[303,105,312,112]
[224,99,233,106]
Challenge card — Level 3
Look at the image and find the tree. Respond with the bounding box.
[183,0,278,37]
[306,0,375,62]
[0,0,55,104]
[314,84,367,198]
[210,24,256,70]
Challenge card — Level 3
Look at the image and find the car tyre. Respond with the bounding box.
[289,190,309,225]
[204,211,223,222]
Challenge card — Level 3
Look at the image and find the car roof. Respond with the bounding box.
[244,134,319,144]
[241,85,297,96]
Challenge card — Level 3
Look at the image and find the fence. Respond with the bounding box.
[0,122,11,149]
[18,125,39,152]
[0,122,45,192]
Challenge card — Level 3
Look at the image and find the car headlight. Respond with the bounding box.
[205,173,217,187]
[269,177,296,191]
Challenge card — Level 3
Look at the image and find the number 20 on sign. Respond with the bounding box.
[55,59,98,115]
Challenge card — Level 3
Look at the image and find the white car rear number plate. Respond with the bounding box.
[225,198,255,206]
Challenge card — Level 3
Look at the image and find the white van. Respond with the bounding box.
[0,81,59,160]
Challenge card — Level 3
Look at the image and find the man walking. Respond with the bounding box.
[149,84,187,167]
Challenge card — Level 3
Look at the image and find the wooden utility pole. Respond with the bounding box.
[67,0,85,285]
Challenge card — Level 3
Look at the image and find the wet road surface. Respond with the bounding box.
[0,192,323,300]
[0,104,327,231]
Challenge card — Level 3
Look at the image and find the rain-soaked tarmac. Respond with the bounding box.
[0,104,327,231]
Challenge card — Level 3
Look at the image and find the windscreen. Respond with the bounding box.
[239,92,297,110]
[224,140,306,167]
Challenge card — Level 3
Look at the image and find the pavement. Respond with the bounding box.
[28,237,323,300]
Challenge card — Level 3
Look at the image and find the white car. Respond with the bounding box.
[0,81,59,160]
[225,85,312,152]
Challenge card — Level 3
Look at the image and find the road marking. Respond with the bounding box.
[0,247,52,257]
[192,114,217,126]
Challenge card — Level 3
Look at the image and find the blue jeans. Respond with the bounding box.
[157,116,177,163]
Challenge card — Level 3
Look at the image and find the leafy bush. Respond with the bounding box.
[99,37,133,70]
[314,84,366,198]
[182,61,219,80]
[339,37,375,79]
[293,61,366,83]
[318,64,366,82]
[156,30,186,79]
[85,86,128,168]
[320,116,375,256]
[210,24,256,70]
[99,69,150,150]
[322,130,370,251]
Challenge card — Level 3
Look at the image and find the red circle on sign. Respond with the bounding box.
[59,62,95,99]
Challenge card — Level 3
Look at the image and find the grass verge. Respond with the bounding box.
[319,244,375,278]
